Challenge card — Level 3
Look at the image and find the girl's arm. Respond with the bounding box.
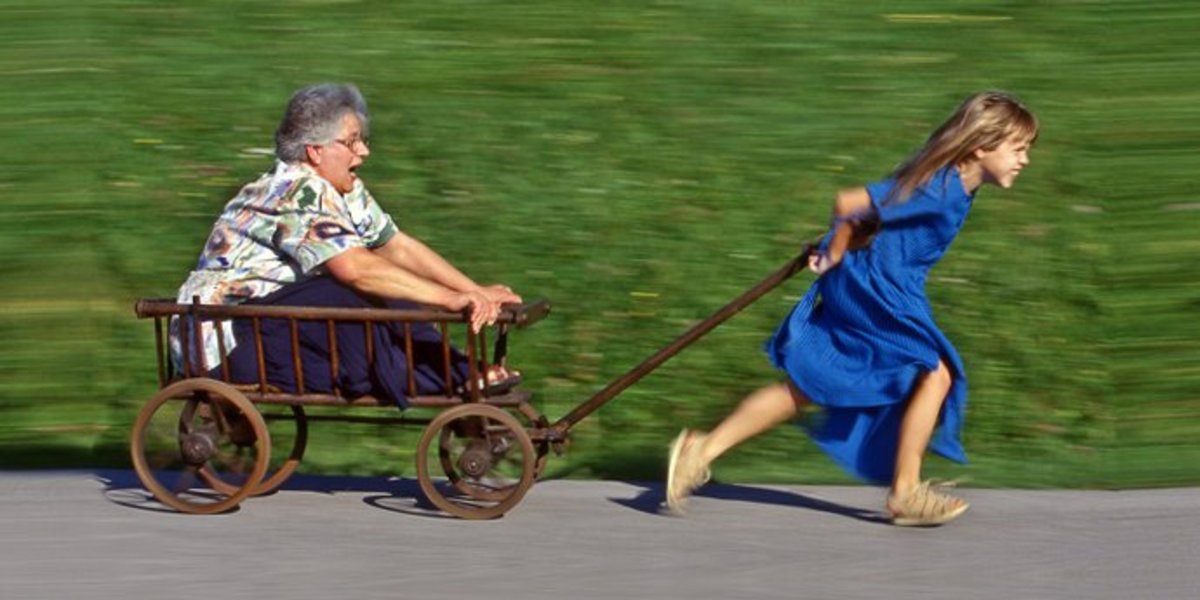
[810,186,873,274]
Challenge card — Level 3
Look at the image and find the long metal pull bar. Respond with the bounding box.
[551,246,815,434]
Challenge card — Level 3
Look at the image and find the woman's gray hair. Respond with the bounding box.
[274,83,370,162]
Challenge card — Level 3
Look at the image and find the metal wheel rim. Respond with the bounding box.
[201,404,307,497]
[130,379,271,514]
[416,404,535,520]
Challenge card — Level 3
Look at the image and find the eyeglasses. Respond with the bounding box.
[331,136,369,153]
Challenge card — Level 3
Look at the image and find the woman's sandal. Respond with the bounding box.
[458,364,523,395]
[666,429,712,515]
[887,480,970,527]
[484,364,522,391]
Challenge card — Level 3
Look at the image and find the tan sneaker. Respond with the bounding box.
[887,480,970,527]
[666,429,711,514]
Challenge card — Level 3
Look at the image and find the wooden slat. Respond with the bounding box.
[291,318,305,394]
[190,296,204,377]
[404,322,416,398]
[153,317,166,388]
[440,322,452,394]
[179,314,192,379]
[215,319,231,382]
[364,321,374,368]
[252,317,267,394]
[465,326,479,401]
[478,328,490,397]
[327,320,339,397]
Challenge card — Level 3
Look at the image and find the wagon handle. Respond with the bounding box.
[550,243,818,435]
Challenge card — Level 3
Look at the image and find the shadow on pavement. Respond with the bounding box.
[93,468,455,519]
[609,480,890,524]
[94,469,886,523]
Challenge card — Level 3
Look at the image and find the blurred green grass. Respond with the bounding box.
[1,0,1197,488]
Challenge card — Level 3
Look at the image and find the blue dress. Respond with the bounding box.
[766,166,974,484]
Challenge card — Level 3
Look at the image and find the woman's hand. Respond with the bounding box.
[447,289,503,332]
[477,284,522,305]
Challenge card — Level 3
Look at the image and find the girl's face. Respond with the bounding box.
[975,133,1033,189]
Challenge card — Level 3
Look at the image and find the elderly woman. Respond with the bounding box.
[170,83,520,406]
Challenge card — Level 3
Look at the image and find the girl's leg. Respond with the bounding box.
[891,360,952,495]
[667,381,809,512]
[699,381,808,463]
[888,360,968,525]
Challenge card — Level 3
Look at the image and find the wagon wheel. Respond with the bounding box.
[436,430,545,501]
[130,379,270,514]
[416,404,536,519]
[201,404,307,497]
[438,417,548,500]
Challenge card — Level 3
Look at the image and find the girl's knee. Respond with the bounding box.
[783,380,811,409]
[928,360,952,394]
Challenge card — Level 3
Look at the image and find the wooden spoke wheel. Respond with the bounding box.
[439,414,548,500]
[416,404,535,520]
[130,379,270,514]
[202,405,307,497]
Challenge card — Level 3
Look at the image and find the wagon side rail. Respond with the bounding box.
[134,297,550,407]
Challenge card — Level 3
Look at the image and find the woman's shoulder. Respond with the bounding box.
[263,161,341,210]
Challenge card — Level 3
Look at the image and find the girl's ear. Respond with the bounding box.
[971,146,988,160]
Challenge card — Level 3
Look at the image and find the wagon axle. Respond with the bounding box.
[458,443,495,478]
[179,431,216,466]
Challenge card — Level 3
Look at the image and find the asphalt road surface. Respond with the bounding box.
[1,470,1197,599]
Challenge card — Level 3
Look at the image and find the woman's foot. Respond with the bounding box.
[666,429,711,514]
[887,480,969,527]
[457,365,523,396]
[484,364,521,389]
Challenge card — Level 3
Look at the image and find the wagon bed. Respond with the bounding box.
[131,297,556,518]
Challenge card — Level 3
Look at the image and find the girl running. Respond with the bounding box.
[667,91,1038,526]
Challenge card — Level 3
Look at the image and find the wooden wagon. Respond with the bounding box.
[130,247,813,519]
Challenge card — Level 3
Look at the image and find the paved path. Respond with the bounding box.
[1,471,1197,599]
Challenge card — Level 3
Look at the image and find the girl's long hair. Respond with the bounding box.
[888,91,1039,204]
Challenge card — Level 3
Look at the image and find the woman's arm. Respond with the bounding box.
[324,247,500,331]
[372,231,475,290]
[372,232,521,304]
